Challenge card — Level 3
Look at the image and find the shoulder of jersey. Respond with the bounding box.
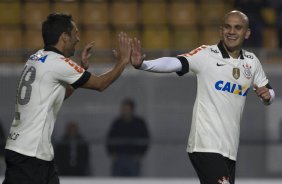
[178,45,210,57]
[29,50,85,74]
[28,50,62,63]
[241,49,258,61]
[57,56,85,74]
[54,55,85,74]
[207,44,221,55]
[45,51,65,62]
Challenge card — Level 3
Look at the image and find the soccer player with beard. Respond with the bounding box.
[3,13,132,184]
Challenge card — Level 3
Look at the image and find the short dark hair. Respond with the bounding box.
[42,13,73,46]
[122,98,135,110]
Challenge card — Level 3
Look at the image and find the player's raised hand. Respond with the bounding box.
[131,37,146,69]
[113,32,132,65]
[254,84,271,102]
[80,41,94,70]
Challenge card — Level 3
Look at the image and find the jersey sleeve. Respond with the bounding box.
[140,57,182,73]
[53,57,91,89]
[252,57,269,87]
[177,45,208,75]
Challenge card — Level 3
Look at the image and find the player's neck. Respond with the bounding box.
[223,44,241,59]
[53,43,66,57]
[228,50,241,59]
[54,46,64,55]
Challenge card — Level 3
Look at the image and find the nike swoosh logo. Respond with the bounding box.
[217,63,226,66]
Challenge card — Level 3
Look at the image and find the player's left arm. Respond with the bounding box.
[252,55,275,105]
[64,42,94,100]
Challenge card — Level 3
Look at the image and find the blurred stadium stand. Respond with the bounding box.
[22,1,50,28]
[81,1,109,27]
[0,0,281,63]
[141,1,167,26]
[0,0,282,179]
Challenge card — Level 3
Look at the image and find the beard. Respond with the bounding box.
[64,47,75,58]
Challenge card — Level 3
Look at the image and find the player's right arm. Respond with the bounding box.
[56,33,131,93]
[131,38,184,73]
[81,62,128,91]
[64,41,95,99]
[131,38,206,76]
[81,32,131,91]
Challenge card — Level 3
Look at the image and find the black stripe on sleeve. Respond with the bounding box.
[176,56,189,76]
[71,71,91,89]
[265,83,272,89]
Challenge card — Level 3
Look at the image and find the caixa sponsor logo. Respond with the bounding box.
[215,80,249,96]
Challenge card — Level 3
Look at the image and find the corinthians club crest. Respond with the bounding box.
[232,67,240,80]
[243,64,252,79]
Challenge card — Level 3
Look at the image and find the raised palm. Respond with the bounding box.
[80,41,94,70]
[131,38,145,69]
[113,32,132,65]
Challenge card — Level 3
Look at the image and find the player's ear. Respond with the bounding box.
[61,32,69,43]
[245,28,251,39]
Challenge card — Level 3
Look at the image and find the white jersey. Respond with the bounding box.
[5,47,90,161]
[178,42,269,160]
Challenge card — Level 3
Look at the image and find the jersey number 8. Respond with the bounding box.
[16,66,36,105]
